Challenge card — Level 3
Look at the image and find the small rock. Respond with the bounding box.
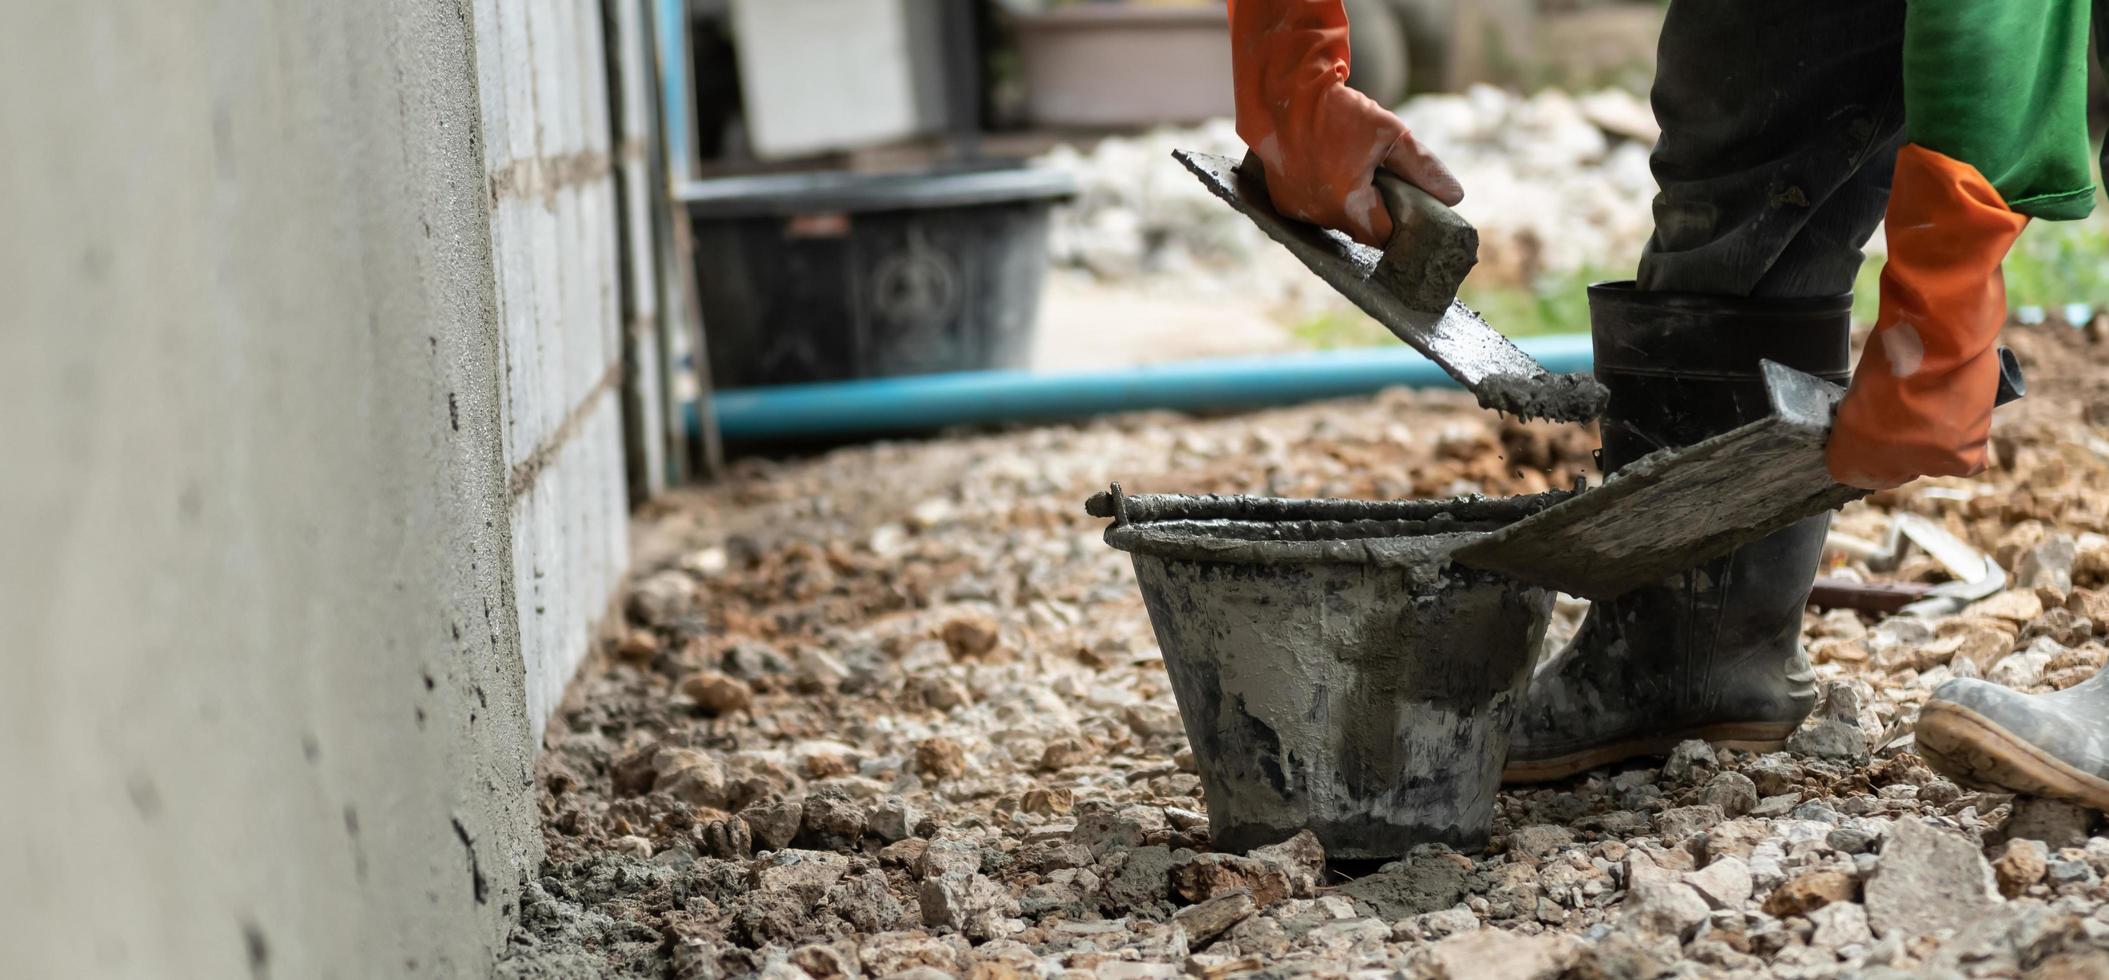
[1172,853,1294,908]
[940,613,1002,659]
[2004,797,2098,849]
[919,870,1020,941]
[1101,845,1177,909]
[1623,852,1711,941]
[1684,857,1754,910]
[793,648,853,693]
[789,943,858,979]
[1763,869,1857,917]
[1699,772,1760,818]
[742,800,805,852]
[657,750,732,808]
[866,797,921,844]
[1038,738,1095,771]
[879,838,929,868]
[2018,535,2079,593]
[1745,759,1805,797]
[1990,639,2058,689]
[1703,818,1769,861]
[1174,891,1256,947]
[1662,739,1718,784]
[918,675,973,711]
[1248,831,1326,896]
[914,737,968,780]
[1072,802,1166,856]
[682,671,754,716]
[1425,929,1581,980]
[1506,824,1576,861]
[613,628,661,664]
[1786,682,1870,762]
[2023,607,2095,647]
[1657,804,1726,841]
[723,642,791,680]
[612,834,653,858]
[1792,800,1843,824]
[917,836,983,880]
[1864,818,2000,938]
[1827,826,1880,854]
[1868,616,1936,661]
[751,849,851,903]
[1918,779,1964,806]
[798,789,867,850]
[1184,952,1263,979]
[1020,786,1074,816]
[700,817,754,859]
[1122,703,1183,739]
[1395,906,1481,942]
[1994,838,2049,897]
[858,934,962,977]
[1749,794,1800,818]
[1807,901,1874,947]
[1972,589,2047,624]
[2068,588,2109,630]
[2049,858,2099,886]
[628,570,697,626]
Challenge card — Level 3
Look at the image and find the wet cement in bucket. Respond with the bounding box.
[1089,487,1570,859]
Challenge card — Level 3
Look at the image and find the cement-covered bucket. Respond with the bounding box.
[1086,485,1571,858]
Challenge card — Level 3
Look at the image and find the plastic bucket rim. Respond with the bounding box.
[677,165,1076,219]
[1097,489,1573,567]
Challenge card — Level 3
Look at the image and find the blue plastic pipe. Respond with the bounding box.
[699,334,1594,441]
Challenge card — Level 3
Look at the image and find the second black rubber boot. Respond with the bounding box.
[1502,282,1853,784]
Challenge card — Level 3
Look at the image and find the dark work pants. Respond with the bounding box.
[1639,0,1909,298]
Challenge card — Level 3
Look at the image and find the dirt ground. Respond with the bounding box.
[496,323,2109,980]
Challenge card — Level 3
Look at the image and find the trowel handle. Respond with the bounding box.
[1994,346,2026,407]
[1371,170,1480,313]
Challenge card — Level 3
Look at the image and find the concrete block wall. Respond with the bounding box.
[0,1,542,976]
[3,0,639,975]
[473,0,634,736]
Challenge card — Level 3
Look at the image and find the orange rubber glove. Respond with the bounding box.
[1827,144,2030,490]
[1228,0,1461,246]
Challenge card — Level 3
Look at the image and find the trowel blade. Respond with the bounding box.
[1174,150,1605,422]
[1449,362,1863,600]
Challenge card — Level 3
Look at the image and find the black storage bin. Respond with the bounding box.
[681,166,1075,389]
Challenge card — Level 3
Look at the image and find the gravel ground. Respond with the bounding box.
[497,323,2109,980]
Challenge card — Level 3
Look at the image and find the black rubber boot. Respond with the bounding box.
[1917,673,2109,812]
[1502,282,1853,784]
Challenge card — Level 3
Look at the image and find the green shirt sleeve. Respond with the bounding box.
[1904,0,2098,220]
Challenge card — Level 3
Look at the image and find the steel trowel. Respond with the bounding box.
[1175,150,1607,423]
[1450,350,2028,600]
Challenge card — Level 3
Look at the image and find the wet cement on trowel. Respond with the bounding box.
[1173,150,1606,425]
[1470,367,1609,424]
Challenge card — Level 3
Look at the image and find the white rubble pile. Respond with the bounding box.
[1035,85,1662,291]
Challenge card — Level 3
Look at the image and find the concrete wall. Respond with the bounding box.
[0,2,543,977]
[473,0,633,737]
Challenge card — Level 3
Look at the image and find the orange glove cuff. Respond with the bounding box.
[1227,0,1417,244]
[1826,144,2029,489]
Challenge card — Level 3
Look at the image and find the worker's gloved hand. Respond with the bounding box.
[1827,144,2029,491]
[1228,0,1461,247]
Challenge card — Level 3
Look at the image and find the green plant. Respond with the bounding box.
[1289,263,1627,348]
[1851,196,2109,322]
